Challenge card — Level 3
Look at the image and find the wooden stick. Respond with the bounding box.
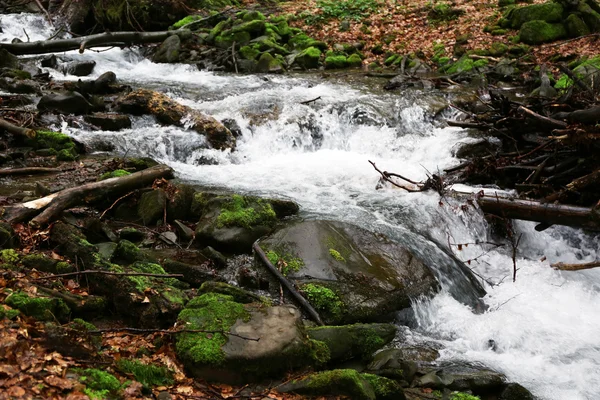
[551,261,600,271]
[253,242,324,326]
[0,167,61,176]
[34,270,184,280]
[368,160,422,192]
[86,327,260,341]
[517,106,568,129]
[0,118,36,138]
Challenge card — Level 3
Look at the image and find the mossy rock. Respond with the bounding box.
[208,19,232,42]
[577,1,600,32]
[116,359,173,387]
[519,20,567,44]
[294,46,322,69]
[21,253,58,272]
[278,369,378,400]
[137,189,167,226]
[199,281,262,303]
[306,323,397,362]
[171,15,202,29]
[239,45,261,60]
[288,33,328,51]
[362,373,406,400]
[348,53,363,67]
[167,184,196,222]
[241,10,266,22]
[489,42,509,56]
[119,227,145,243]
[78,368,122,399]
[507,2,564,29]
[325,55,349,69]
[565,13,591,38]
[176,294,318,382]
[256,52,285,73]
[5,291,70,322]
[443,55,486,75]
[215,30,251,49]
[252,37,290,55]
[27,130,78,155]
[231,19,266,35]
[111,239,142,264]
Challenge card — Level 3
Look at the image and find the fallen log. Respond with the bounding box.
[253,242,324,326]
[0,118,36,138]
[0,167,61,176]
[0,30,191,55]
[517,106,568,129]
[544,168,600,203]
[551,261,600,271]
[477,195,600,231]
[1,164,173,226]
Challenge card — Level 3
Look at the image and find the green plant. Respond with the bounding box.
[305,0,381,24]
[302,283,344,317]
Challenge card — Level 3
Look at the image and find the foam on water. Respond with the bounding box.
[4,13,600,399]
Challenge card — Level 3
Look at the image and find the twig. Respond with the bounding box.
[253,243,324,325]
[34,270,184,280]
[23,28,30,43]
[368,160,422,192]
[99,191,135,220]
[299,96,321,105]
[34,0,53,26]
[231,41,238,74]
[87,327,259,341]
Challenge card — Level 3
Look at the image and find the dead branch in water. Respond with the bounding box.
[551,261,600,271]
[368,160,423,192]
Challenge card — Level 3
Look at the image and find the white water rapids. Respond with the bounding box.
[3,14,600,399]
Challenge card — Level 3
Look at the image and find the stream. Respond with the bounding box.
[3,14,600,400]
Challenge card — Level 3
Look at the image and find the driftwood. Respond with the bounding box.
[477,195,600,231]
[0,167,61,176]
[1,164,173,226]
[0,118,36,138]
[517,106,568,129]
[253,242,324,326]
[0,30,191,55]
[551,261,600,271]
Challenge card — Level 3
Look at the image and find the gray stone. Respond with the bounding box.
[41,54,59,69]
[414,362,506,392]
[0,48,18,69]
[174,220,195,241]
[278,369,377,400]
[62,60,96,76]
[137,189,167,226]
[0,78,40,94]
[159,231,178,245]
[258,220,439,324]
[500,382,535,400]
[37,91,91,115]
[153,35,181,63]
[200,245,227,269]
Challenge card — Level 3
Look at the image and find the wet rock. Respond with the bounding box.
[236,265,268,290]
[41,54,59,69]
[194,193,298,253]
[166,184,196,221]
[365,347,440,382]
[199,281,263,303]
[258,220,439,325]
[221,118,242,138]
[306,323,396,362]
[201,246,228,269]
[111,239,143,264]
[153,35,181,63]
[414,362,506,393]
[37,92,92,115]
[0,77,40,94]
[93,71,117,92]
[162,258,220,287]
[61,60,96,76]
[119,227,145,243]
[294,46,322,69]
[137,189,167,226]
[499,382,534,400]
[174,220,195,242]
[159,231,178,245]
[256,52,284,73]
[0,48,18,69]
[176,294,322,383]
[84,113,132,131]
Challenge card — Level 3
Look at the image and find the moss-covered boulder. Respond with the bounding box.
[565,14,591,37]
[325,54,349,69]
[194,193,298,253]
[137,189,167,226]
[21,253,58,272]
[414,362,506,392]
[573,56,600,86]
[443,55,488,75]
[199,281,263,303]
[175,293,323,382]
[507,2,564,29]
[500,383,535,399]
[153,35,181,63]
[519,20,567,44]
[257,220,440,325]
[278,369,405,400]
[306,323,396,363]
[26,130,80,161]
[5,291,70,322]
[294,46,322,69]
[256,52,285,73]
[288,33,328,51]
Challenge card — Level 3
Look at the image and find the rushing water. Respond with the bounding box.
[3,14,600,399]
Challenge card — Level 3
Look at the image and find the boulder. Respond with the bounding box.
[37,91,92,115]
[93,71,118,93]
[0,49,19,69]
[256,52,284,73]
[294,46,322,69]
[519,20,567,44]
[0,77,40,94]
[194,193,298,253]
[153,35,181,63]
[137,189,167,226]
[257,220,439,325]
[175,293,324,383]
[41,54,59,69]
[414,362,506,393]
[566,13,591,37]
[507,2,564,29]
[366,346,443,382]
[577,0,600,32]
[306,323,397,362]
[84,113,132,131]
[500,383,535,399]
[61,60,96,76]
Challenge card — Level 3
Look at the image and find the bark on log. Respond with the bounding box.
[551,261,600,271]
[0,118,36,138]
[477,195,600,231]
[1,164,173,226]
[0,167,61,176]
[0,30,191,55]
[253,242,324,326]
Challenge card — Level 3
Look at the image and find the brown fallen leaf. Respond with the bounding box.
[6,386,26,398]
[44,375,74,390]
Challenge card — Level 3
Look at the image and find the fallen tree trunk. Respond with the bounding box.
[477,195,600,231]
[551,260,600,271]
[0,167,61,176]
[1,164,173,226]
[0,30,191,55]
[0,118,36,138]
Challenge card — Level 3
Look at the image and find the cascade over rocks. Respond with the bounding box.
[257,220,440,325]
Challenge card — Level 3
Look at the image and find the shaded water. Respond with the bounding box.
[2,14,600,399]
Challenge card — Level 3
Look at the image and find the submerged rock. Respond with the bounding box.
[414,361,506,393]
[38,91,91,115]
[84,113,132,131]
[61,60,96,76]
[257,220,439,324]
[153,35,181,63]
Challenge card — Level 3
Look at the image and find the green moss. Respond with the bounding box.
[308,339,331,365]
[217,195,277,228]
[111,240,140,264]
[301,369,375,399]
[519,20,567,45]
[361,373,403,400]
[445,55,478,74]
[450,392,481,400]
[56,261,74,273]
[329,248,346,262]
[215,30,252,48]
[172,15,202,29]
[492,28,508,35]
[72,318,97,331]
[241,10,266,22]
[0,249,19,266]
[239,45,260,60]
[489,42,508,56]
[347,53,362,67]
[0,308,20,320]
[116,359,173,387]
[264,250,304,276]
[56,148,77,161]
[2,69,31,79]
[176,293,250,365]
[325,55,349,69]
[473,59,489,68]
[301,283,344,317]
[79,368,121,396]
[5,291,70,321]
[199,281,260,303]
[30,130,77,157]
[99,169,131,180]
[508,3,564,29]
[295,46,322,69]
[288,33,327,51]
